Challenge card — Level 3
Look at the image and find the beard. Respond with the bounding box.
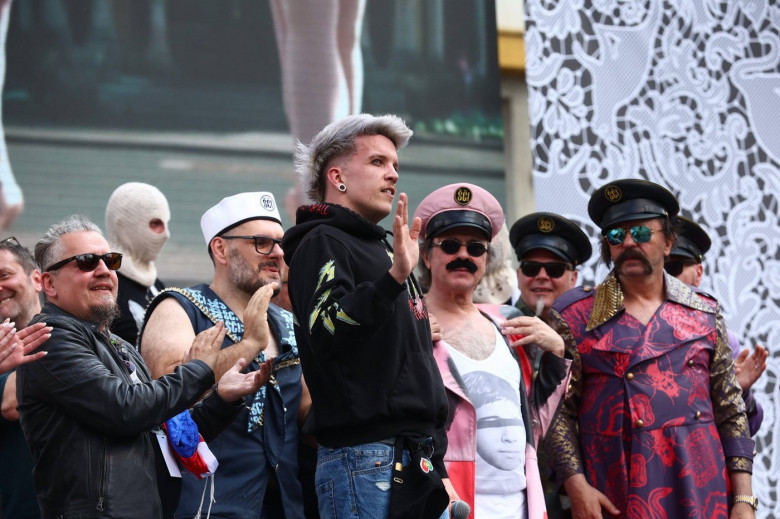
[90,298,121,329]
[615,248,653,276]
[228,250,281,298]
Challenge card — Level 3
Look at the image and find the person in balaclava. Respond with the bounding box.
[105,182,171,345]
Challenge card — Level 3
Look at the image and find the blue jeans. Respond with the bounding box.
[314,442,401,519]
[315,442,450,519]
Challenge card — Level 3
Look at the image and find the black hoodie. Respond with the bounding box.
[282,203,448,475]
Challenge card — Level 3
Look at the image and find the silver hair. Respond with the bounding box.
[35,214,102,272]
[295,113,414,203]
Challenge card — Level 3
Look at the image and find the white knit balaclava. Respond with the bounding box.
[105,182,171,287]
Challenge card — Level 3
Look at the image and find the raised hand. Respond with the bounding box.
[734,344,768,392]
[241,283,277,359]
[389,193,422,285]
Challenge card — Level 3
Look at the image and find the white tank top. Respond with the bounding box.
[446,325,528,519]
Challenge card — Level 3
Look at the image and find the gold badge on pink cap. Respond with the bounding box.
[454,186,473,206]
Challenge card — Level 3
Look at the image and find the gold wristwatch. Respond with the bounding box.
[733,494,758,511]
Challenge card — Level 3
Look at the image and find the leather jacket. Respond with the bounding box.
[16,303,216,518]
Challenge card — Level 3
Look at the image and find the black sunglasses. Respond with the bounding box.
[220,235,282,255]
[604,225,662,246]
[664,258,699,277]
[519,260,572,279]
[432,238,488,257]
[45,252,123,272]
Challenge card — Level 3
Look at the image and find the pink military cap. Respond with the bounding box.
[414,183,504,240]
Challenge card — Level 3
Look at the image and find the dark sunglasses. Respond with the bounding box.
[664,258,699,277]
[220,235,282,255]
[604,225,662,246]
[519,260,572,279]
[45,252,123,272]
[432,238,488,257]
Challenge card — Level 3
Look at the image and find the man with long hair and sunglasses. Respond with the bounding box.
[414,183,571,519]
[139,192,306,519]
[665,216,766,436]
[545,179,756,519]
[15,214,274,518]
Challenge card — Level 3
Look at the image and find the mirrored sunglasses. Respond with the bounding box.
[45,252,123,272]
[519,260,572,279]
[433,238,488,257]
[604,225,661,246]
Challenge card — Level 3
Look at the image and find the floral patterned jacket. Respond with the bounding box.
[546,272,754,518]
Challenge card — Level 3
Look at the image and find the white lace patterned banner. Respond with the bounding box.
[524,1,780,517]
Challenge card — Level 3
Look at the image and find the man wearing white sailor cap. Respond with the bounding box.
[140,192,306,519]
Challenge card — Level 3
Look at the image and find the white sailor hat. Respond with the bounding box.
[200,192,282,246]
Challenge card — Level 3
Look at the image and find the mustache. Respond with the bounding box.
[446,258,478,273]
[615,249,653,272]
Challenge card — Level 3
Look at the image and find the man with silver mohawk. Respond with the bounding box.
[282,114,453,519]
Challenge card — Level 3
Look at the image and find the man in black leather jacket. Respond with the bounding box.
[16,215,275,518]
